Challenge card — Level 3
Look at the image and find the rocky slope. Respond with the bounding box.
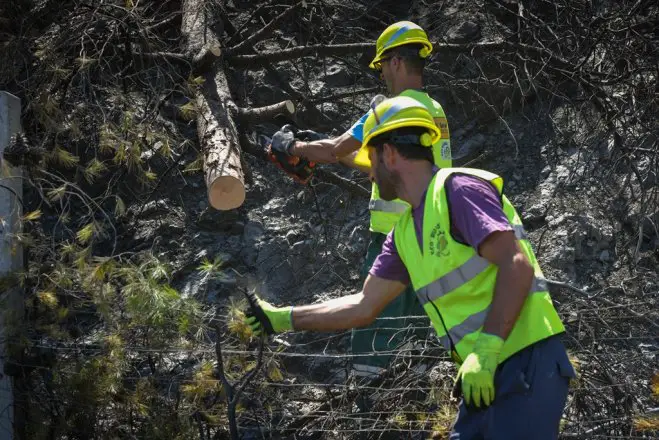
[1,0,656,438]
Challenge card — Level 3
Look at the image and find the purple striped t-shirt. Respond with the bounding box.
[369,173,513,284]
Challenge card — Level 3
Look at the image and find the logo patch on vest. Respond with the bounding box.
[441,141,451,161]
[434,117,450,140]
[429,224,449,257]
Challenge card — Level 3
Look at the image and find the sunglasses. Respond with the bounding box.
[373,55,395,72]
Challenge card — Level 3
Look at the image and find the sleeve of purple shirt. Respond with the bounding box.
[369,174,514,284]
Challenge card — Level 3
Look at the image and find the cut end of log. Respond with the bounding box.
[209,45,221,57]
[236,100,296,123]
[208,176,246,210]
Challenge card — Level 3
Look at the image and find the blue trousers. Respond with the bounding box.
[450,335,575,440]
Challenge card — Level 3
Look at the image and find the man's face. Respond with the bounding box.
[379,56,397,94]
[368,146,399,201]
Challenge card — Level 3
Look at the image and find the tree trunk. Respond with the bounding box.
[181,0,244,210]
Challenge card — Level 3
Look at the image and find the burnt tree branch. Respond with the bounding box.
[226,43,374,68]
[217,2,331,125]
[227,1,304,55]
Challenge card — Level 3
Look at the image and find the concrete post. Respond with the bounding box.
[0,91,23,440]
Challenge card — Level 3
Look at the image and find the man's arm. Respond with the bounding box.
[338,149,370,174]
[448,176,534,407]
[446,174,535,340]
[245,230,411,336]
[290,130,361,165]
[291,275,406,331]
[479,231,534,339]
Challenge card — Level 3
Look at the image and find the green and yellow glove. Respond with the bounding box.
[454,332,504,408]
[245,296,293,336]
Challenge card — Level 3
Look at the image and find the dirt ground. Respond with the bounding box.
[1,0,656,438]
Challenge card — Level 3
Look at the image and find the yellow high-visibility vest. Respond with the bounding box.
[393,168,565,363]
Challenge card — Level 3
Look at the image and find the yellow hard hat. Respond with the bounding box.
[370,21,433,70]
[354,96,441,168]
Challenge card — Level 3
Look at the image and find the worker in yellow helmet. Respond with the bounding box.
[249,97,575,439]
[269,21,453,379]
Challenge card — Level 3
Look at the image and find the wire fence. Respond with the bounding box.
[11,308,658,440]
[2,0,657,438]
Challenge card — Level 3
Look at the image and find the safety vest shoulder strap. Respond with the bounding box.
[399,89,445,117]
[435,168,504,193]
[393,172,444,287]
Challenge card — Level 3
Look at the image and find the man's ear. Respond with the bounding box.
[382,143,398,167]
[393,56,403,72]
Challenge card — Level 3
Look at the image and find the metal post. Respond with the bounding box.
[0,91,23,440]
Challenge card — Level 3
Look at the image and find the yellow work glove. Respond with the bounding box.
[244,297,293,336]
[454,332,505,408]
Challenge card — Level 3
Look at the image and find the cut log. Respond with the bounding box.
[181,0,244,210]
[235,100,295,123]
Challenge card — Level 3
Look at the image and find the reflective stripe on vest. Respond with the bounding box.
[419,268,548,306]
[437,307,489,351]
[436,278,548,349]
[369,198,409,214]
[416,255,488,305]
[416,224,529,305]
[439,278,547,347]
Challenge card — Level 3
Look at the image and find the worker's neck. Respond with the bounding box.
[396,162,434,209]
[392,75,423,95]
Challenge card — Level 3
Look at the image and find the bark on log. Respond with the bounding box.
[235,100,295,123]
[191,44,222,73]
[181,0,244,210]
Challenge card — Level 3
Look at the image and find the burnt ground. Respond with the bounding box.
[1,0,657,438]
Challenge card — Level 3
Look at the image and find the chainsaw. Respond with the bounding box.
[262,125,325,185]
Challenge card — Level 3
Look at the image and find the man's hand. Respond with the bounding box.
[270,125,296,156]
[267,124,317,184]
[295,129,326,142]
[245,297,293,336]
[454,332,504,407]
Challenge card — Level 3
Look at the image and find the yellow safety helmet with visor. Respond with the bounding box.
[370,21,433,70]
[355,96,441,167]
